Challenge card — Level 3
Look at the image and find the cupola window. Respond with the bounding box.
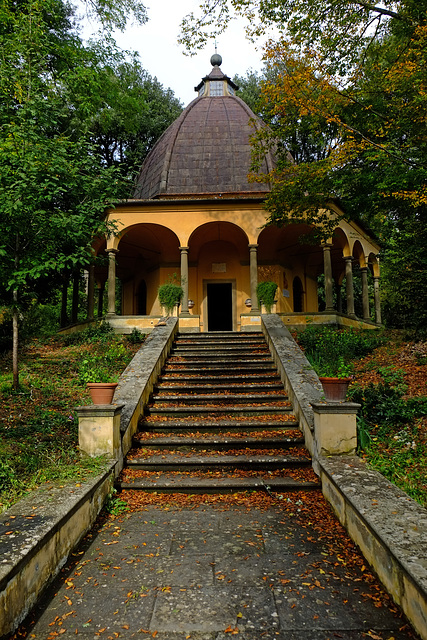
[210,81,224,96]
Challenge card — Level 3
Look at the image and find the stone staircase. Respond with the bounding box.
[117,332,320,493]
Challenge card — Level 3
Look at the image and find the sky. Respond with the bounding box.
[81,0,266,106]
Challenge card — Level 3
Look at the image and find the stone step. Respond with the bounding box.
[175,332,264,341]
[169,349,272,362]
[172,345,270,354]
[117,474,320,493]
[117,331,317,496]
[150,393,289,404]
[125,454,311,471]
[138,419,299,431]
[132,435,304,449]
[155,383,284,393]
[159,373,281,383]
[163,361,277,371]
[146,405,294,418]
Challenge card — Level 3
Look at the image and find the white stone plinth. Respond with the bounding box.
[76,404,125,458]
[311,402,360,457]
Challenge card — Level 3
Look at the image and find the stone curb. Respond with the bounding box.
[0,462,116,637]
[261,314,323,460]
[113,317,179,457]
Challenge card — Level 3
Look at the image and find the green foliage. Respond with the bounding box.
[126,328,146,344]
[350,383,411,429]
[0,459,18,493]
[365,438,427,508]
[104,489,129,515]
[158,274,184,314]
[0,0,182,386]
[0,330,138,511]
[298,325,385,376]
[350,383,427,432]
[78,341,128,384]
[256,281,278,313]
[233,69,264,114]
[61,322,115,346]
[83,0,148,32]
[89,57,182,177]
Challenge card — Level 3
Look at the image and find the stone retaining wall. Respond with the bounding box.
[0,465,115,637]
[320,456,427,640]
[0,319,178,637]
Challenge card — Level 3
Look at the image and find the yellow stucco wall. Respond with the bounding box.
[102,199,379,331]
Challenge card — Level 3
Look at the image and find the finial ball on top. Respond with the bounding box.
[210,53,222,67]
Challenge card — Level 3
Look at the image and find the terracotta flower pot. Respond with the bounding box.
[318,377,351,402]
[87,382,118,405]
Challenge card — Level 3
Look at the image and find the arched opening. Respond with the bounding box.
[137,280,147,315]
[116,223,180,315]
[188,221,249,331]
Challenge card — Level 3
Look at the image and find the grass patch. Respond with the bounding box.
[0,327,145,513]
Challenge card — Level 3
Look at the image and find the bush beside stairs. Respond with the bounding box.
[116,332,320,494]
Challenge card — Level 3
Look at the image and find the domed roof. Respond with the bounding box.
[133,59,275,200]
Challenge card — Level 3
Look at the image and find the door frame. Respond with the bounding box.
[203,279,236,332]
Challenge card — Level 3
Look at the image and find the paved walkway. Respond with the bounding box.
[12,493,418,640]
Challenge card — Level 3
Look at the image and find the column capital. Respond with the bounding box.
[248,243,259,250]
[179,245,189,251]
[106,247,119,255]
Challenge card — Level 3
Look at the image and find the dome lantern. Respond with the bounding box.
[133,55,275,200]
[195,52,239,98]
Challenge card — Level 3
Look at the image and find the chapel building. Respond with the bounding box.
[91,54,381,333]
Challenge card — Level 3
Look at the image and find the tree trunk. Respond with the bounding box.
[12,235,19,389]
[12,288,19,390]
[71,270,79,324]
[60,276,69,328]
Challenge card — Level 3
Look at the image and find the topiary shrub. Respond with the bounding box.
[158,274,184,315]
[256,281,278,313]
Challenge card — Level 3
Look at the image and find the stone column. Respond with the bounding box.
[373,276,382,324]
[248,244,260,313]
[179,246,190,316]
[106,249,118,317]
[360,266,370,321]
[322,244,334,311]
[344,256,356,318]
[87,264,95,321]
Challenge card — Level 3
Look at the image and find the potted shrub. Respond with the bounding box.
[158,274,184,316]
[79,360,118,405]
[312,356,353,402]
[256,281,278,313]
